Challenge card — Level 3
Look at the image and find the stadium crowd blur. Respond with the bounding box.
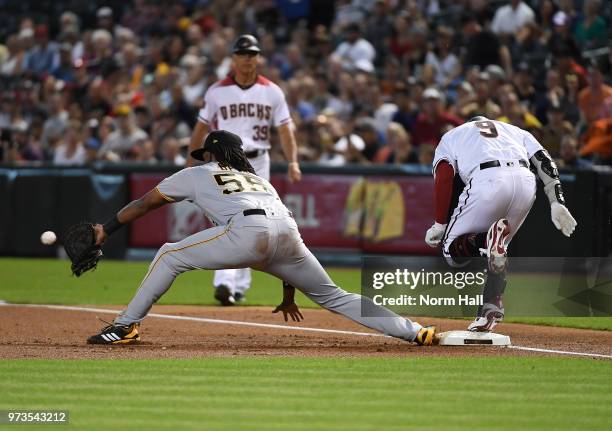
[0,0,611,168]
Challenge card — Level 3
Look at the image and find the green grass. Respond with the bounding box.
[0,258,610,331]
[0,357,610,431]
[504,317,612,331]
[0,257,358,306]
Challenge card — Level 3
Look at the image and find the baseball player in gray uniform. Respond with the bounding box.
[425,117,577,332]
[87,130,436,346]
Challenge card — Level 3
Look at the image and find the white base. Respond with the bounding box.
[437,330,511,346]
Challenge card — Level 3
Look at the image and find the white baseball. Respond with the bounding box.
[41,231,57,245]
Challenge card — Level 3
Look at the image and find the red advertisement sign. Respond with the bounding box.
[129,172,436,255]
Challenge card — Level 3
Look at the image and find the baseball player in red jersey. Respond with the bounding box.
[187,34,302,305]
[425,117,577,332]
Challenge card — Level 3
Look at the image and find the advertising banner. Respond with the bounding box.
[128,172,436,254]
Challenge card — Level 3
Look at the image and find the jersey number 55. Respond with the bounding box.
[214,172,269,195]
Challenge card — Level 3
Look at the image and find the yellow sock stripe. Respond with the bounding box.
[138,225,231,288]
[154,187,175,202]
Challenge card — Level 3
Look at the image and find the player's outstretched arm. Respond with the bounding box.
[93,188,170,245]
[530,149,577,237]
[277,123,302,182]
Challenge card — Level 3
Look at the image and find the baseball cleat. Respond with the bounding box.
[485,219,510,274]
[87,323,140,344]
[414,325,437,346]
[468,301,505,332]
[214,284,236,306]
[467,314,502,332]
[234,292,246,303]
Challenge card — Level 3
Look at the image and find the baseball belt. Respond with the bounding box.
[244,149,268,159]
[480,159,528,170]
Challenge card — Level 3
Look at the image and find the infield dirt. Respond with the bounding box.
[1,305,610,359]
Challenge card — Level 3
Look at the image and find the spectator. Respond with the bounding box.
[462,15,512,74]
[23,25,59,76]
[498,90,542,131]
[548,10,580,61]
[389,13,412,62]
[138,139,158,164]
[99,104,148,161]
[553,44,588,91]
[411,88,462,147]
[578,64,612,125]
[391,80,420,134]
[513,62,537,106]
[470,73,502,119]
[1,1,610,169]
[96,6,128,38]
[332,23,376,73]
[512,22,548,71]
[317,117,347,166]
[0,34,27,76]
[210,35,232,80]
[40,93,68,149]
[349,118,390,164]
[364,0,393,66]
[83,137,101,164]
[558,135,593,168]
[161,136,186,165]
[580,117,612,164]
[53,120,86,165]
[423,26,460,88]
[418,142,435,167]
[454,81,478,118]
[385,121,417,164]
[333,123,367,164]
[179,54,207,107]
[51,43,76,83]
[287,78,317,125]
[537,0,557,44]
[573,0,607,49]
[541,103,574,157]
[491,0,536,37]
[536,68,581,126]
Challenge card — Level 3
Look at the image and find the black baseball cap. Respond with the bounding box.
[232,34,261,55]
[191,130,243,161]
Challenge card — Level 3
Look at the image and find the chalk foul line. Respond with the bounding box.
[0,302,610,359]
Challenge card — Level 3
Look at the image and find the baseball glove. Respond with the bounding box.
[64,222,103,277]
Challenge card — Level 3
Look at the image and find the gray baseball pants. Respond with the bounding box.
[114,211,421,341]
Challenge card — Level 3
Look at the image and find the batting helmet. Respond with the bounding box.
[232,34,261,55]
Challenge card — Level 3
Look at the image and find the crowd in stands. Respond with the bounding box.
[0,0,610,168]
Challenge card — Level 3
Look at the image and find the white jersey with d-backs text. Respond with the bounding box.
[433,119,543,183]
[197,75,292,152]
[155,162,287,226]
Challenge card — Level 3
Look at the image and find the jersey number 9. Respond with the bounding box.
[475,121,498,138]
[214,172,268,194]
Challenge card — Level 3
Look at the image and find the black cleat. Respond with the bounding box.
[214,284,236,306]
[87,323,140,345]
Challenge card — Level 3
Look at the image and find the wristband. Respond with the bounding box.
[102,215,124,236]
